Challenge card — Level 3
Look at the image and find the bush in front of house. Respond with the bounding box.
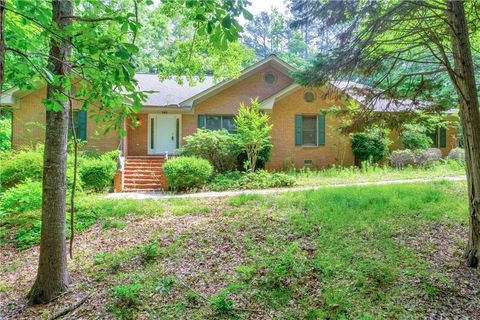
[0,179,43,213]
[351,129,390,165]
[448,147,465,162]
[207,170,295,191]
[163,156,213,191]
[400,124,432,150]
[79,157,117,192]
[181,129,242,172]
[389,149,416,168]
[0,148,44,189]
[415,148,442,166]
[235,99,272,172]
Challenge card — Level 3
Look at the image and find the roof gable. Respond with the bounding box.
[180,55,296,108]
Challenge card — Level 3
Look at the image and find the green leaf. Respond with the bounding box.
[221,15,232,29]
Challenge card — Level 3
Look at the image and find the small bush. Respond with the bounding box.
[139,241,160,263]
[209,289,234,315]
[389,149,416,168]
[207,170,295,191]
[400,124,432,150]
[181,129,242,172]
[0,149,43,189]
[448,147,465,162]
[163,156,213,191]
[415,148,442,166]
[351,129,390,165]
[110,277,143,310]
[0,179,42,213]
[80,157,116,192]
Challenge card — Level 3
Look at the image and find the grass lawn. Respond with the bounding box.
[292,160,465,187]
[1,180,479,319]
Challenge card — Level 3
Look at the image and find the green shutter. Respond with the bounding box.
[295,114,302,145]
[78,110,87,141]
[439,127,447,148]
[197,114,206,129]
[318,114,325,146]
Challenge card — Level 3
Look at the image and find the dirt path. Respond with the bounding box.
[107,175,467,200]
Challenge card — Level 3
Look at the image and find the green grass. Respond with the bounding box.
[1,177,473,318]
[292,160,465,187]
[76,180,469,319]
[0,195,165,249]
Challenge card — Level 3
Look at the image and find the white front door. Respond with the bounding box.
[148,114,181,154]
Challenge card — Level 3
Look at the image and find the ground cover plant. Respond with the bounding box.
[1,180,478,319]
[292,160,465,187]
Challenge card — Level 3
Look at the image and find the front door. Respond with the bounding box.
[148,114,180,154]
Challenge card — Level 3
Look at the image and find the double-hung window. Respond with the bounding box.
[295,114,326,146]
[198,114,236,133]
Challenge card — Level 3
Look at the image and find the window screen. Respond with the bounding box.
[302,116,317,146]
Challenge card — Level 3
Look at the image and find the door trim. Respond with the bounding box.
[147,114,182,155]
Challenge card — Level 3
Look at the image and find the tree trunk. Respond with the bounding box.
[0,0,5,92]
[28,0,73,304]
[446,1,480,268]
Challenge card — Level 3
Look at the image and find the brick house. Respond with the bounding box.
[1,55,458,191]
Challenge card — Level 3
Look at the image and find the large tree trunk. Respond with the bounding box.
[28,0,73,304]
[446,1,480,268]
[0,0,5,92]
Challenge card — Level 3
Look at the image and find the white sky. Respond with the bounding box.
[240,0,287,25]
[247,0,287,14]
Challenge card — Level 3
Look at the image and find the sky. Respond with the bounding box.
[248,0,287,14]
[239,0,287,25]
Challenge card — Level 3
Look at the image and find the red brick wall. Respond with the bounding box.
[126,113,148,156]
[267,87,355,170]
[12,86,120,154]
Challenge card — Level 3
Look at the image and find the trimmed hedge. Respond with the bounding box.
[163,156,213,191]
[79,157,117,192]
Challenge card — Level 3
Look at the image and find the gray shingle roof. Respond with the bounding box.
[134,74,216,106]
[332,81,434,112]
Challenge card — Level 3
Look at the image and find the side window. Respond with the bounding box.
[295,114,326,146]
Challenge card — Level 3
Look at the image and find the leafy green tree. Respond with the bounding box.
[134,4,255,79]
[0,0,251,303]
[400,124,432,150]
[235,99,272,172]
[294,0,480,269]
[242,9,312,68]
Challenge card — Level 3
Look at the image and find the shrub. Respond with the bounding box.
[235,99,272,171]
[0,114,12,151]
[415,148,442,166]
[80,157,117,192]
[207,170,295,191]
[400,124,432,150]
[0,149,43,189]
[181,129,241,172]
[237,144,272,171]
[351,129,390,165]
[389,149,416,168]
[209,289,234,315]
[0,179,42,213]
[448,147,465,162]
[163,156,213,191]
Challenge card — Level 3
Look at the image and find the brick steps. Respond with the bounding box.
[122,156,166,192]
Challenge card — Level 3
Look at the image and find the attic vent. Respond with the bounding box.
[264,72,277,84]
[304,91,316,102]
